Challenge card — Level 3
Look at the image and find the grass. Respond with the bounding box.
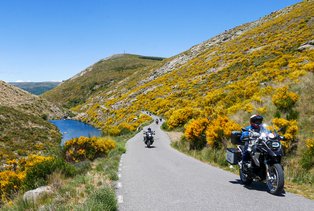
[1,136,127,211]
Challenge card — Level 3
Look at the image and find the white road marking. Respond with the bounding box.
[118,173,122,178]
[117,182,122,188]
[118,195,124,203]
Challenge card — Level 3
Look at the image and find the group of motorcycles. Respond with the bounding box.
[142,113,285,195]
[226,126,286,195]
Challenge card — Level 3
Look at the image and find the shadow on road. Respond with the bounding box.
[146,146,157,149]
[229,180,286,197]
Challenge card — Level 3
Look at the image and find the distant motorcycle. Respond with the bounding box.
[144,130,155,148]
[155,119,159,125]
[226,127,285,195]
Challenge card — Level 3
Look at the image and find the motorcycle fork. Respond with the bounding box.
[265,162,273,181]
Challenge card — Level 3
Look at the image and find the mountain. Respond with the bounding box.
[0,81,65,118]
[67,1,313,134]
[0,81,65,164]
[43,54,165,108]
[9,82,60,95]
[45,0,314,192]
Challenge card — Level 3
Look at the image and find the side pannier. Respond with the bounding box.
[226,148,241,165]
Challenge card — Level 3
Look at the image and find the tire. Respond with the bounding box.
[147,141,151,148]
[239,168,253,185]
[266,163,284,195]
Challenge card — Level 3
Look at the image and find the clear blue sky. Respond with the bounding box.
[0,0,301,82]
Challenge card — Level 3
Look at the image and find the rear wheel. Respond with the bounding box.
[266,163,284,195]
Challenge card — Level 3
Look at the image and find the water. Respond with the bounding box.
[50,119,102,145]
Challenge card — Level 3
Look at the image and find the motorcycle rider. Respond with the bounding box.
[144,127,153,143]
[240,114,264,171]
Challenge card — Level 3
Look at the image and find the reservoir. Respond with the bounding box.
[50,119,102,145]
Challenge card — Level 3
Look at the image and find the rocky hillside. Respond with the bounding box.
[72,0,313,134]
[0,81,65,164]
[0,81,65,119]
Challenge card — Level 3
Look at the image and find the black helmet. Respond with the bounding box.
[250,114,263,129]
[148,127,151,131]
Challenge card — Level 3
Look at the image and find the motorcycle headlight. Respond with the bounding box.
[268,133,275,139]
[271,141,280,148]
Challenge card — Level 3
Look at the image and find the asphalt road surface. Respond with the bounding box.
[116,120,314,211]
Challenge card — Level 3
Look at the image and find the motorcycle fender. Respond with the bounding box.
[266,147,277,157]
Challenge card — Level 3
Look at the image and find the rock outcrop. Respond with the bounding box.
[23,186,54,204]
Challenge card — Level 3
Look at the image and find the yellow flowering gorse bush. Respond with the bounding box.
[167,107,201,129]
[272,118,298,152]
[0,154,53,204]
[205,116,241,148]
[64,136,116,162]
[272,86,299,111]
[184,118,210,149]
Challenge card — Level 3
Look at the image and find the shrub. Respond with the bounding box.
[64,137,116,162]
[301,131,314,170]
[0,155,68,203]
[107,126,121,136]
[184,118,210,150]
[272,118,298,153]
[0,171,23,203]
[205,116,241,149]
[167,107,201,129]
[272,86,299,112]
[22,157,76,190]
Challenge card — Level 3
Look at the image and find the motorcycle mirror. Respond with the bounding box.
[241,128,248,132]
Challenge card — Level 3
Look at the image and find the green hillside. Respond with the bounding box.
[43,54,165,108]
[0,81,65,165]
[0,106,61,164]
[9,82,60,95]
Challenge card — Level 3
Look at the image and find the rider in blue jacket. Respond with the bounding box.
[240,114,264,170]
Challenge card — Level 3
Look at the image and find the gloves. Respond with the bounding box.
[241,131,249,141]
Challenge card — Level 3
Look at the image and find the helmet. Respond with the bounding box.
[250,114,263,129]
[148,127,151,131]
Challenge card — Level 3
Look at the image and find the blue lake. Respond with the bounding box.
[50,119,102,145]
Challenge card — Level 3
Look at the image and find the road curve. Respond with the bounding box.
[116,121,314,211]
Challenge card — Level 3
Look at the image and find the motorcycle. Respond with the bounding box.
[144,130,155,148]
[226,126,285,195]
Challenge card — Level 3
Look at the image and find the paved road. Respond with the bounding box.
[116,120,314,211]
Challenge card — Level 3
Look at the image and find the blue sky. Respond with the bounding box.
[0,0,301,82]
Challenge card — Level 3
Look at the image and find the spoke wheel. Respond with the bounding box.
[266,163,284,195]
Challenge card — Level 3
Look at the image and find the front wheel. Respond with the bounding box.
[266,163,284,195]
